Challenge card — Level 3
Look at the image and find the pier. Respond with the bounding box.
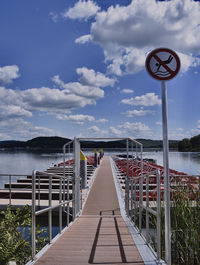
[0,138,166,265]
[34,156,145,265]
[3,137,198,264]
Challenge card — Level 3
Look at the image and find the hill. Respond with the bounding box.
[0,137,179,150]
[0,136,71,150]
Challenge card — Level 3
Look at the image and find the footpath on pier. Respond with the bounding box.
[35,156,144,265]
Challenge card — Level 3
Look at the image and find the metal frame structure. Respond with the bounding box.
[31,170,73,260]
[127,170,162,262]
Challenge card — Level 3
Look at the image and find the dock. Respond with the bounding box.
[33,157,145,265]
[0,165,95,209]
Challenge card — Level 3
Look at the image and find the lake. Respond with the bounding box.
[0,150,199,188]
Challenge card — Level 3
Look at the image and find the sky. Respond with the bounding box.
[0,0,200,141]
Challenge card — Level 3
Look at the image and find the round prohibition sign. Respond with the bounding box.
[145,48,181,81]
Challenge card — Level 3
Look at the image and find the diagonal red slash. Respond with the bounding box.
[153,54,174,75]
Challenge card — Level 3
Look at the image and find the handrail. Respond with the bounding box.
[31,169,75,261]
[0,173,32,204]
[128,169,161,262]
[63,140,74,225]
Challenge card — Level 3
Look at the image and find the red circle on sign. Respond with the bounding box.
[145,48,181,81]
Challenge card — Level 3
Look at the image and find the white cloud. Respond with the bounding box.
[123,48,146,74]
[0,118,58,141]
[121,93,161,106]
[75,34,92,44]
[110,121,152,138]
[0,82,103,123]
[109,126,122,137]
[0,105,32,120]
[22,86,98,111]
[56,114,95,125]
[63,0,100,21]
[156,121,162,126]
[121,89,134,94]
[73,0,200,75]
[49,12,58,23]
[89,125,100,133]
[118,121,150,132]
[96,118,108,123]
[177,52,200,72]
[76,67,115,87]
[52,75,104,99]
[0,65,19,83]
[177,128,183,131]
[125,109,154,117]
[0,86,32,120]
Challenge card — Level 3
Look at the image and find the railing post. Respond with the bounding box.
[146,174,149,244]
[157,170,161,262]
[48,176,52,243]
[125,138,129,215]
[32,170,36,260]
[59,177,62,233]
[130,141,134,218]
[134,178,137,225]
[63,144,66,211]
[74,137,80,217]
[38,175,40,207]
[139,144,143,233]
[67,144,70,225]
[9,175,11,205]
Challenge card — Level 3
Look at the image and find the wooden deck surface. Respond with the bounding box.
[35,156,144,265]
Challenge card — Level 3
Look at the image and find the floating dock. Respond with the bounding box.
[33,157,150,265]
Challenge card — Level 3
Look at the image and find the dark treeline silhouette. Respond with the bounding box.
[0,136,179,151]
[178,134,200,152]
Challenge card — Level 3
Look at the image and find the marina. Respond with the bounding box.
[0,138,199,265]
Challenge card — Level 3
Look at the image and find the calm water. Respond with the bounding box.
[0,150,64,188]
[0,150,200,188]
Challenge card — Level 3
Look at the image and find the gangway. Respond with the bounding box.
[28,138,165,265]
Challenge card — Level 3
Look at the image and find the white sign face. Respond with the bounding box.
[145,48,181,81]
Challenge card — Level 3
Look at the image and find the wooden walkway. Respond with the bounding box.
[35,157,144,265]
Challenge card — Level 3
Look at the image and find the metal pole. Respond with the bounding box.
[126,138,129,215]
[32,170,36,260]
[161,80,171,265]
[146,175,149,245]
[59,177,62,233]
[157,170,161,262]
[139,144,143,233]
[38,175,40,207]
[67,144,70,225]
[63,145,66,208]
[48,176,52,243]
[9,175,11,205]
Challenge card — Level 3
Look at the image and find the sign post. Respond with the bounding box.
[145,47,180,265]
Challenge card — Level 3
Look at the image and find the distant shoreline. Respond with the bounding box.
[0,136,180,151]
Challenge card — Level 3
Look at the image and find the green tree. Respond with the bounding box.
[178,138,192,151]
[0,205,47,265]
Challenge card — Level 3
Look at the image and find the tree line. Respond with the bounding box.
[178,134,200,152]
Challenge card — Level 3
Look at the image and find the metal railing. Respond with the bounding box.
[63,140,75,222]
[0,173,32,204]
[31,170,74,260]
[127,170,162,262]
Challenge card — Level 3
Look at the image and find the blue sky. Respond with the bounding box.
[0,0,200,141]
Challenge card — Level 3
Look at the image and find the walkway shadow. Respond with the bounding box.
[88,209,143,264]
